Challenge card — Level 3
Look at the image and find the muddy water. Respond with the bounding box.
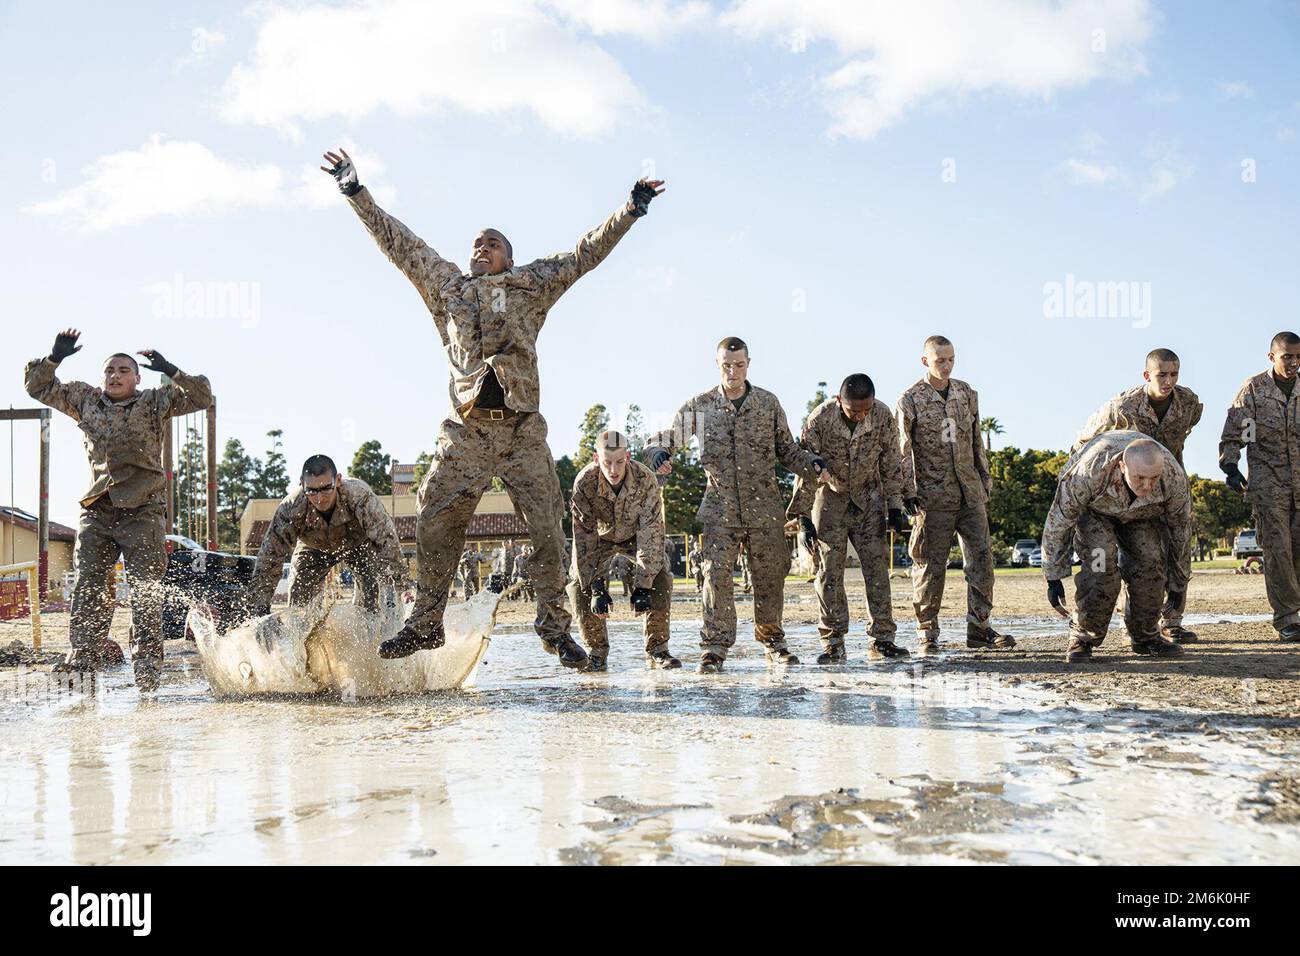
[1,618,1297,865]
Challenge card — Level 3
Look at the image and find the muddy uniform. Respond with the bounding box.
[459,550,482,596]
[1074,384,1203,631]
[1043,431,1191,646]
[249,478,406,612]
[567,459,672,662]
[1220,371,1300,631]
[646,383,820,659]
[24,357,213,682]
[895,378,995,634]
[790,399,904,651]
[347,186,640,652]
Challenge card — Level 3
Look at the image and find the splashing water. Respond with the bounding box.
[191,591,499,698]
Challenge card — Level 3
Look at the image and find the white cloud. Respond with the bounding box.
[1061,158,1123,185]
[176,26,227,71]
[1140,144,1192,201]
[23,135,393,233]
[1218,80,1255,100]
[220,0,667,140]
[720,0,1157,139]
[544,0,711,39]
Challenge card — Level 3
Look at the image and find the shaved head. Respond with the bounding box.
[597,430,628,452]
[596,429,631,485]
[480,228,512,259]
[1120,438,1165,497]
[1123,438,1163,469]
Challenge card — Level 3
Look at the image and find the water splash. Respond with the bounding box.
[190,591,499,698]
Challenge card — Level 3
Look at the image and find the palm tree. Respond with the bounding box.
[981,417,1004,452]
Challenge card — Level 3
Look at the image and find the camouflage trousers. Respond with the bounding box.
[1253,498,1300,630]
[70,498,167,681]
[568,556,672,660]
[813,497,896,648]
[1070,511,1165,644]
[289,545,394,612]
[908,500,995,633]
[700,523,790,658]
[410,412,570,647]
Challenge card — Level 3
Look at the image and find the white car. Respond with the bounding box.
[1029,548,1043,568]
[272,563,292,603]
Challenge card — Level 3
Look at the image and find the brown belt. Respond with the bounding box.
[463,405,519,421]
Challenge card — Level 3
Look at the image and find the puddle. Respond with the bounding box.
[0,617,1296,864]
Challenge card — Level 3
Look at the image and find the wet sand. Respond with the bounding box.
[0,569,1296,864]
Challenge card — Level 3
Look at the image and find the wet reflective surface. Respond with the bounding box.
[1,618,1297,864]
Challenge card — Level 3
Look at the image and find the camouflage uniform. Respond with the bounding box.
[249,478,406,612]
[24,357,213,683]
[1074,383,1203,630]
[895,378,995,633]
[459,550,481,596]
[1220,371,1300,631]
[347,186,640,651]
[645,383,820,659]
[1043,431,1191,646]
[789,399,904,651]
[567,459,672,661]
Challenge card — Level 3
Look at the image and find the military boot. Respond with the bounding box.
[646,649,681,670]
[1065,638,1094,664]
[378,622,446,658]
[967,623,1016,649]
[52,646,104,673]
[1131,636,1184,657]
[1161,625,1198,644]
[868,639,910,660]
[546,635,589,669]
[816,644,847,665]
[585,651,608,673]
[764,646,800,666]
[697,652,724,674]
[1279,623,1300,643]
[917,629,941,654]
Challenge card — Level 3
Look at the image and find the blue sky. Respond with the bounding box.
[1,0,1297,527]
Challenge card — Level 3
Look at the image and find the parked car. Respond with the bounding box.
[1029,547,1043,568]
[1233,529,1262,560]
[1011,539,1038,567]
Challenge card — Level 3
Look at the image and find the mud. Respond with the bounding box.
[0,569,1296,865]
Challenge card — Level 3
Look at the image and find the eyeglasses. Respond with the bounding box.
[304,485,336,498]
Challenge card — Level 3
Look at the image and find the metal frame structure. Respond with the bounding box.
[1,407,51,596]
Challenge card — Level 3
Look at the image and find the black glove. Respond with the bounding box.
[1222,463,1248,494]
[810,456,828,476]
[1047,579,1066,613]
[325,151,361,197]
[630,587,653,614]
[138,349,178,377]
[649,449,671,471]
[797,515,817,553]
[629,179,657,217]
[903,497,920,517]
[591,579,613,616]
[49,330,82,364]
[887,508,908,534]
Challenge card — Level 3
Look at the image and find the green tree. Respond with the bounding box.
[349,439,392,494]
[574,403,609,469]
[624,404,648,455]
[252,429,290,500]
[662,449,707,534]
[985,446,1068,546]
[216,438,257,552]
[410,450,433,491]
[980,417,1005,453]
[804,381,829,428]
[555,454,578,536]
[1189,475,1252,546]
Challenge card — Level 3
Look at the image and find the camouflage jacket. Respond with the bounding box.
[1220,370,1300,506]
[250,477,406,607]
[1043,430,1191,587]
[1073,384,1203,465]
[348,187,637,420]
[788,398,903,519]
[645,383,821,529]
[569,459,665,589]
[895,377,990,510]
[24,357,213,509]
